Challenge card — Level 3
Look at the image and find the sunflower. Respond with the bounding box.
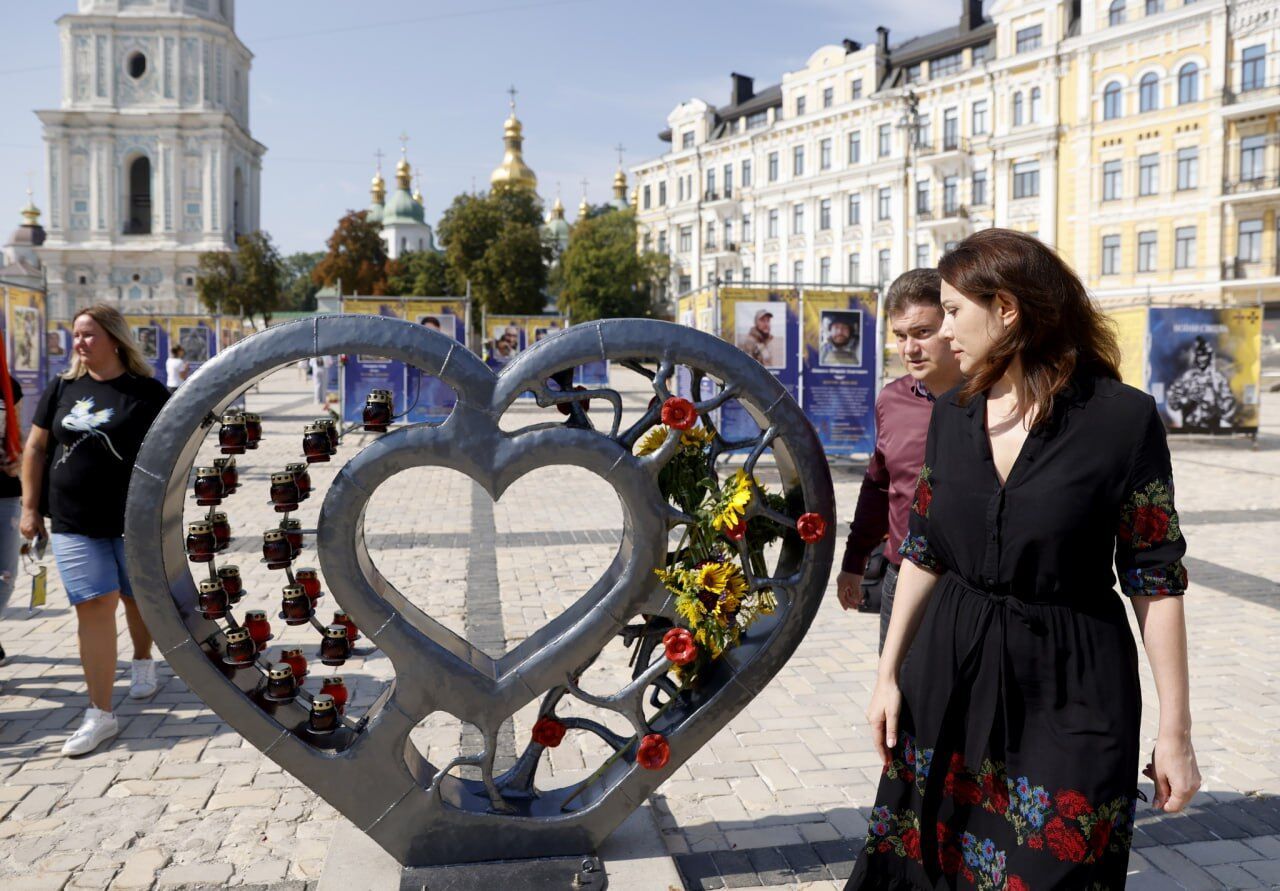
[635,424,714,457]
[712,470,755,532]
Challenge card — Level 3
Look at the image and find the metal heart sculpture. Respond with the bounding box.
[126,316,834,867]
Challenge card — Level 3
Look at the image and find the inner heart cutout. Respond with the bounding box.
[126,316,835,866]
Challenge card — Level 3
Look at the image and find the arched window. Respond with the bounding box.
[1030,87,1043,123]
[1109,0,1126,26]
[1103,82,1122,120]
[1013,91,1025,126]
[1139,72,1160,112]
[126,156,151,235]
[1145,0,1163,13]
[1178,63,1199,104]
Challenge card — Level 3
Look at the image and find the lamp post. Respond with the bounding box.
[896,89,923,276]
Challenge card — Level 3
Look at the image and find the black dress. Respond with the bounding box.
[847,375,1188,891]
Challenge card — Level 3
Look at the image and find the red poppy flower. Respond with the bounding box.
[1007,877,1030,891]
[660,397,697,430]
[1055,788,1093,819]
[637,733,670,770]
[725,520,747,541]
[1132,505,1169,545]
[796,512,827,543]
[902,827,922,860]
[662,628,699,666]
[1027,833,1044,850]
[531,716,567,748]
[1045,816,1089,862]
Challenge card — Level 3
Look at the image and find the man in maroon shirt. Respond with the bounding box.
[836,269,963,651]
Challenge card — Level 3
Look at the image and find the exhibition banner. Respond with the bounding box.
[4,287,45,429]
[1148,306,1262,434]
[45,318,72,385]
[403,298,467,424]
[1108,307,1149,388]
[717,288,800,444]
[800,289,879,455]
[169,319,215,375]
[125,314,171,381]
[339,299,407,426]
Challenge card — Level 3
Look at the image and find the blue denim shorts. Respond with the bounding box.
[50,533,135,605]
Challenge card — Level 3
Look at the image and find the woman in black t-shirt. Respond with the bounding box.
[21,304,169,756]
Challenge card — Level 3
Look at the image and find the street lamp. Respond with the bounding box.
[896,90,923,276]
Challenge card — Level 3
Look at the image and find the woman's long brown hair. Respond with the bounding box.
[937,228,1121,427]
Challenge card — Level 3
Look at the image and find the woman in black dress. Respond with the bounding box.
[849,229,1200,890]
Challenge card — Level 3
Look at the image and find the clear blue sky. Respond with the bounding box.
[0,0,955,256]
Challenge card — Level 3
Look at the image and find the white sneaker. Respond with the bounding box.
[129,659,158,700]
[61,708,119,756]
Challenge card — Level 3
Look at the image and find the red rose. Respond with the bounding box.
[662,628,699,666]
[954,777,984,806]
[1007,877,1030,891]
[936,821,952,844]
[877,840,892,854]
[637,733,671,770]
[725,520,747,541]
[531,716,567,748]
[1027,833,1044,850]
[1055,788,1093,819]
[939,846,963,875]
[1045,816,1089,863]
[902,827,922,860]
[1090,819,1112,858]
[915,482,932,517]
[796,512,827,543]
[660,397,698,430]
[1132,505,1169,545]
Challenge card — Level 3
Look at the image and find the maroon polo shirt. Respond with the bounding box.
[841,374,935,573]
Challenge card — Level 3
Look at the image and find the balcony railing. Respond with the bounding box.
[1220,257,1279,279]
[1222,174,1280,194]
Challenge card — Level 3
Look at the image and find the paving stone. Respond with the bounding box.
[108,848,170,890]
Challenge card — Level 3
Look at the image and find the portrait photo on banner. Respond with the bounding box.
[133,324,159,362]
[487,324,524,367]
[818,309,862,368]
[416,313,458,339]
[734,300,786,370]
[46,329,66,358]
[178,326,209,363]
[13,306,40,371]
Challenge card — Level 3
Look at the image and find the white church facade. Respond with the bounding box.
[36,0,265,319]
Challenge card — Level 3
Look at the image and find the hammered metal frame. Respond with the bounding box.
[125,316,835,866]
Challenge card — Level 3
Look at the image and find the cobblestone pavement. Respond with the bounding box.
[0,365,1276,890]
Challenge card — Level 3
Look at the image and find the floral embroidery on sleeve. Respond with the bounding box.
[1118,478,1182,550]
[899,533,943,572]
[911,465,934,518]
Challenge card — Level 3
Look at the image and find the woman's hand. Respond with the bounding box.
[865,674,903,767]
[1144,734,1201,813]
[19,506,45,542]
[836,571,863,610]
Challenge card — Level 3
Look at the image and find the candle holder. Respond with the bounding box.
[286,462,311,500]
[262,529,292,570]
[308,693,339,733]
[264,663,298,702]
[319,675,348,714]
[243,412,262,450]
[193,465,224,505]
[212,512,231,551]
[281,648,308,680]
[217,565,244,604]
[319,625,351,666]
[269,472,301,513]
[281,518,304,556]
[302,423,330,463]
[332,610,360,644]
[243,609,273,647]
[186,521,216,563]
[197,577,228,619]
[222,627,257,668]
[218,412,248,455]
[294,567,322,601]
[279,585,313,626]
[317,417,339,453]
[214,456,238,493]
[362,390,394,432]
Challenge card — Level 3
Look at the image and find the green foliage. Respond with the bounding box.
[386,250,455,297]
[436,185,549,317]
[558,209,669,322]
[312,210,389,295]
[195,230,286,327]
[281,251,324,310]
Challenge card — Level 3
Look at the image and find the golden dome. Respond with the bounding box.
[490,98,538,191]
[371,169,386,204]
[629,186,638,209]
[612,167,627,200]
[578,194,590,220]
[395,155,412,190]
[550,195,566,220]
[20,196,40,226]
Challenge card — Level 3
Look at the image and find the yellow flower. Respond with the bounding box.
[675,593,706,625]
[695,561,732,594]
[712,470,755,532]
[635,424,714,457]
[635,426,670,456]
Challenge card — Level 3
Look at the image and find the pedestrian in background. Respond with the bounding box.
[164,344,188,392]
[20,304,170,756]
[836,269,962,653]
[0,363,24,667]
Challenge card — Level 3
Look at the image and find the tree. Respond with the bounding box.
[436,185,548,317]
[196,230,286,327]
[312,210,389,296]
[386,250,454,297]
[558,209,669,322]
[281,251,324,310]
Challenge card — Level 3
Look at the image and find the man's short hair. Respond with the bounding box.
[884,268,942,319]
[171,345,184,357]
